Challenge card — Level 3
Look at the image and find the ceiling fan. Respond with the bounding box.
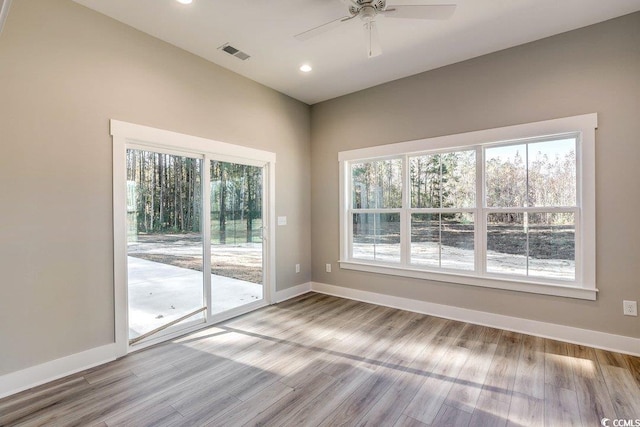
[294,0,456,58]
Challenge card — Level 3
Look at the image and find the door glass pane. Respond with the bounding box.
[528,212,575,280]
[352,213,401,263]
[126,150,204,340]
[210,161,264,315]
[486,213,527,276]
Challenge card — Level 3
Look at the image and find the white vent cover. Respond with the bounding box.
[218,43,251,61]
[0,0,12,35]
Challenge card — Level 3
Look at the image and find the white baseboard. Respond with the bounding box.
[274,282,312,303]
[311,282,640,357]
[0,343,117,400]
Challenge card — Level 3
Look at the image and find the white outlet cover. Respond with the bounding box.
[623,300,637,316]
[277,216,287,226]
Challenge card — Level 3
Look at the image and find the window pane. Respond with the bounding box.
[485,145,527,207]
[441,213,475,271]
[441,151,476,208]
[410,151,476,209]
[528,213,575,280]
[411,213,439,267]
[528,139,576,207]
[352,159,402,209]
[410,154,441,208]
[487,213,527,276]
[353,213,400,263]
[411,212,474,270]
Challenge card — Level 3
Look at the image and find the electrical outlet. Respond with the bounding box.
[295,264,300,273]
[623,300,637,316]
[326,263,332,273]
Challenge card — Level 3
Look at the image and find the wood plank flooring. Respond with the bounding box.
[1,292,639,426]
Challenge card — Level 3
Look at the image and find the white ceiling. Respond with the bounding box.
[72,0,640,105]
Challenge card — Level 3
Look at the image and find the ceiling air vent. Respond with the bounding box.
[218,43,251,61]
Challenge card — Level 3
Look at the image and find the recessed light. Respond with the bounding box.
[177,0,192,4]
[300,64,312,73]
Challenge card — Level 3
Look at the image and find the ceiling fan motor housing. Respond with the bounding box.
[350,0,386,16]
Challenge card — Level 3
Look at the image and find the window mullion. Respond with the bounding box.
[438,156,443,268]
[343,162,351,261]
[574,205,583,284]
[202,156,212,323]
[525,144,530,277]
[487,207,578,213]
[401,155,410,266]
[476,146,486,276]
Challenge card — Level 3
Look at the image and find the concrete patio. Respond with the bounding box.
[127,256,263,338]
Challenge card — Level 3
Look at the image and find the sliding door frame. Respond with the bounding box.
[111,120,276,356]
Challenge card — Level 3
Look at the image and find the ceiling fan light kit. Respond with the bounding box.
[294,0,456,58]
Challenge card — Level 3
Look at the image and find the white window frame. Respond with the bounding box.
[111,120,277,356]
[339,114,597,300]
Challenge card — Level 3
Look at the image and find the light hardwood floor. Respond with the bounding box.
[1,293,639,426]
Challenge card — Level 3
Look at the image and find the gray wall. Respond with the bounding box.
[0,0,311,375]
[311,12,640,338]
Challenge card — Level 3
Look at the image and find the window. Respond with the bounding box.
[339,114,597,300]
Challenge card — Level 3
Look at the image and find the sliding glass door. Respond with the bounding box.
[124,148,267,345]
[126,149,206,343]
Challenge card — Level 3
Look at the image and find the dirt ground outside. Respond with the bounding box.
[128,233,262,284]
[352,218,576,279]
[354,218,575,260]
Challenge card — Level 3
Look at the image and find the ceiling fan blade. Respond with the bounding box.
[382,4,456,20]
[294,15,355,41]
[364,20,382,58]
[0,0,12,35]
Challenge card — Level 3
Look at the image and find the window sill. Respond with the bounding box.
[338,260,597,300]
